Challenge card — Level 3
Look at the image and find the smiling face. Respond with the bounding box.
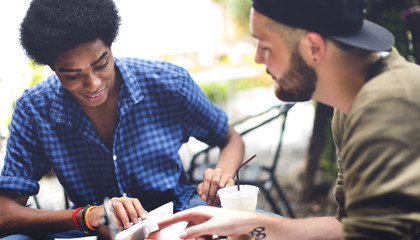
[53,39,118,109]
[250,8,317,102]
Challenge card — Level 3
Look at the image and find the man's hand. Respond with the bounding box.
[92,196,148,231]
[158,206,251,240]
[197,168,234,206]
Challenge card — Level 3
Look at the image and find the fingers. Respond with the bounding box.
[197,182,204,201]
[110,197,148,230]
[202,168,221,205]
[180,220,217,240]
[220,173,235,188]
[112,201,129,230]
[158,209,196,229]
[131,197,148,220]
[201,169,212,203]
[158,206,226,240]
[201,168,233,206]
[158,211,213,240]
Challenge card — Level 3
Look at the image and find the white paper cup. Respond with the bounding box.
[217,185,259,240]
[217,185,259,211]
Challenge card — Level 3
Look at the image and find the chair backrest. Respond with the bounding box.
[187,103,295,184]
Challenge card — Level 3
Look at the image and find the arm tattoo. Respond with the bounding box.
[249,226,266,239]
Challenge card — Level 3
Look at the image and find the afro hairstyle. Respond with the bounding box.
[20,0,121,66]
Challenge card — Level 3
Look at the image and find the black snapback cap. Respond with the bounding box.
[252,0,395,52]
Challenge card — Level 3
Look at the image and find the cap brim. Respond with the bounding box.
[327,20,395,52]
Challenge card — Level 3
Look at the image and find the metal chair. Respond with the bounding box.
[30,191,70,210]
[29,172,71,210]
[187,103,295,217]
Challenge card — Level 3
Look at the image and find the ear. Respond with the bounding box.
[300,32,326,65]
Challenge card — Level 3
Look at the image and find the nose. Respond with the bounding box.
[83,72,101,90]
[254,46,264,65]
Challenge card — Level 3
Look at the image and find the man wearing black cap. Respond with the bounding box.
[159,0,420,239]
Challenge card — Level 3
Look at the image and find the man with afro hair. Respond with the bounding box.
[0,0,244,239]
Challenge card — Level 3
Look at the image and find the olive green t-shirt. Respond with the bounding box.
[332,48,420,239]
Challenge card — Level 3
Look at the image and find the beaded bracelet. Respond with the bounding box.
[81,205,91,234]
[84,206,98,231]
[72,207,84,231]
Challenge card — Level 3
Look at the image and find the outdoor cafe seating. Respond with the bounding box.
[187,102,295,217]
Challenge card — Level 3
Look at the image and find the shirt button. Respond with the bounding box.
[113,155,117,161]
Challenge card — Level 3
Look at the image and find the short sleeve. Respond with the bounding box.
[178,70,228,146]
[0,99,50,196]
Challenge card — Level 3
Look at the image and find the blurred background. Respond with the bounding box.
[0,0,419,217]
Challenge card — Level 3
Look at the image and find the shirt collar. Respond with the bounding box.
[114,58,144,104]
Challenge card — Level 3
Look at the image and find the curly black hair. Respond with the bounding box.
[20,0,121,66]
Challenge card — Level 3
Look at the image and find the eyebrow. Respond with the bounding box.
[58,51,109,73]
[91,52,108,66]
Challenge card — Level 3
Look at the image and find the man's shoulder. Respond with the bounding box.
[354,52,420,111]
[18,75,59,107]
[117,57,187,76]
[116,57,192,93]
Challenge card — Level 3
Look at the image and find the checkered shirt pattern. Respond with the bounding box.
[0,58,228,212]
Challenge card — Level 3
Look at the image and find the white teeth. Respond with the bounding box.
[89,91,101,97]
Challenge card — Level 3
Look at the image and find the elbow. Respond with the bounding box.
[231,125,245,150]
[235,134,245,152]
[0,218,10,237]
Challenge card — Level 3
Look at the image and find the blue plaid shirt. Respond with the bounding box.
[0,58,228,212]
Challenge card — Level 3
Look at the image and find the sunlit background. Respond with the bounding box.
[0,0,272,137]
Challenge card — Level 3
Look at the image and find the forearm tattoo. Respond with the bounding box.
[249,226,266,239]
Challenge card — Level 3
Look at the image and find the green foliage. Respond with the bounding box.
[319,116,337,177]
[212,0,252,36]
[199,76,270,105]
[27,61,45,88]
[200,82,229,105]
[7,61,45,130]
